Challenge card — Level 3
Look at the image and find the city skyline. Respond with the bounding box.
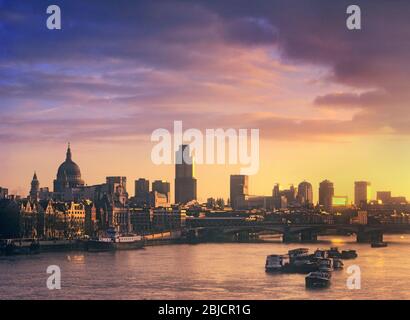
[2,0,410,202]
[3,142,406,206]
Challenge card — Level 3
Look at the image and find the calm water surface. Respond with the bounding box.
[1,235,409,300]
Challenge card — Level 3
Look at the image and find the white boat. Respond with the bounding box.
[87,234,144,252]
[265,254,290,272]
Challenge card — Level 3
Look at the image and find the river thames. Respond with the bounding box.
[0,234,409,300]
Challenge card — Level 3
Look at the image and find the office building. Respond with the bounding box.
[297,181,313,205]
[230,175,249,209]
[319,180,334,211]
[354,181,371,206]
[175,145,197,204]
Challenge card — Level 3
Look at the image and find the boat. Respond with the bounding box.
[288,248,310,262]
[265,254,290,272]
[317,258,333,273]
[283,259,318,274]
[327,247,342,259]
[341,249,358,259]
[313,249,328,259]
[2,239,40,255]
[332,258,344,270]
[305,272,331,289]
[86,233,144,252]
[371,242,388,248]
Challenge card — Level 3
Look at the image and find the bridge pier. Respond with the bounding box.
[357,229,383,243]
[300,230,318,243]
[282,232,300,243]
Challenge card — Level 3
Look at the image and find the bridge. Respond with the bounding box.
[185,218,410,243]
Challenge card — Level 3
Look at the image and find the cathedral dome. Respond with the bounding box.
[57,159,81,180]
[54,144,85,192]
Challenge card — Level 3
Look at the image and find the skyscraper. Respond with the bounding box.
[175,145,197,204]
[354,181,371,206]
[230,175,249,209]
[297,181,313,205]
[319,180,334,211]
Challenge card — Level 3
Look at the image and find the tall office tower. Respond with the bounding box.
[135,178,150,205]
[377,191,392,204]
[319,180,334,211]
[175,145,197,204]
[29,172,40,201]
[230,175,249,209]
[272,183,281,209]
[354,181,371,206]
[297,181,313,205]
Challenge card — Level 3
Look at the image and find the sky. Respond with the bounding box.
[1,0,410,203]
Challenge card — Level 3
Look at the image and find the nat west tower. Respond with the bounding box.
[175,145,197,204]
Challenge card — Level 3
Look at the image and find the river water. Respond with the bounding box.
[0,235,409,300]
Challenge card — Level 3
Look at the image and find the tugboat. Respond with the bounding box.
[371,242,388,248]
[305,272,331,289]
[265,254,290,272]
[86,229,144,252]
[341,249,358,259]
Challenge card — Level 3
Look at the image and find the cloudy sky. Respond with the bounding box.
[1,0,410,202]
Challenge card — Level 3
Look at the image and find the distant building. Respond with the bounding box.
[332,195,348,208]
[150,191,171,208]
[152,180,170,198]
[272,184,295,209]
[354,181,371,206]
[236,195,273,210]
[175,145,197,204]
[152,207,186,231]
[53,144,85,197]
[350,210,368,225]
[319,180,334,211]
[134,178,150,206]
[391,196,407,204]
[29,172,40,201]
[0,187,9,199]
[230,175,249,209]
[129,207,153,234]
[39,187,52,201]
[377,191,391,204]
[297,181,313,205]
